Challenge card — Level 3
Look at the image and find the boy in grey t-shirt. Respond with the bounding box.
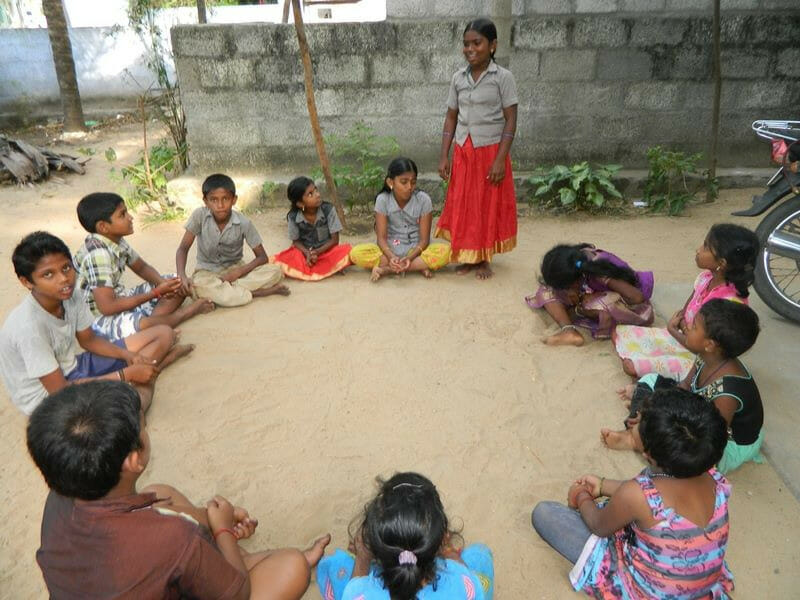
[0,232,189,414]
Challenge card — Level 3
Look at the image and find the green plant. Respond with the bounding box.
[643,146,716,215]
[77,146,96,156]
[528,162,623,211]
[313,122,399,207]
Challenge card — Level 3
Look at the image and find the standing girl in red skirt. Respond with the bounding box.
[437,18,518,280]
[271,176,351,281]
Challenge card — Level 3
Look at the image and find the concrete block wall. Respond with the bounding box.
[172,10,800,172]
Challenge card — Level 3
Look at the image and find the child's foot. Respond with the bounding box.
[543,328,584,346]
[600,428,635,451]
[253,283,291,297]
[621,358,638,377]
[159,343,195,369]
[474,261,493,280]
[370,265,389,282]
[303,534,331,568]
[617,383,636,401]
[179,298,215,319]
[422,268,433,279]
[456,263,474,275]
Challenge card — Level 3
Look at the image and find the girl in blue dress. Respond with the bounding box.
[316,472,494,600]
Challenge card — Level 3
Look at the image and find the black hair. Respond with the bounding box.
[27,381,143,500]
[76,192,125,233]
[539,243,638,289]
[705,223,759,298]
[12,231,72,282]
[378,157,418,198]
[287,175,315,218]
[357,472,455,600]
[698,299,760,359]
[638,388,728,478]
[463,18,498,60]
[202,173,236,197]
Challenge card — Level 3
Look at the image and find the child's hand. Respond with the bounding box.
[487,158,505,184]
[388,256,405,273]
[232,506,258,540]
[207,495,236,533]
[396,257,411,272]
[179,276,194,296]
[125,351,156,367]
[155,278,182,298]
[668,310,684,332]
[124,364,160,385]
[438,157,451,180]
[617,383,636,401]
[307,249,319,266]
[625,412,641,429]
[219,268,243,284]
[575,475,603,498]
[567,482,593,509]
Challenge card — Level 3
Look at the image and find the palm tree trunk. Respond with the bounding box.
[42,0,85,132]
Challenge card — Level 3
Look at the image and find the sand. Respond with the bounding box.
[0,125,798,598]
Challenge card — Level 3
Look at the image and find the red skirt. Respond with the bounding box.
[270,244,352,281]
[435,136,517,263]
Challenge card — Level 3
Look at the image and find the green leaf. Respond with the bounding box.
[559,187,577,205]
[105,148,117,162]
[590,191,605,207]
[535,184,551,196]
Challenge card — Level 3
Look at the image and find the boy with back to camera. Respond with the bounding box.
[29,380,331,599]
[74,192,215,341]
[0,232,191,415]
[176,174,290,307]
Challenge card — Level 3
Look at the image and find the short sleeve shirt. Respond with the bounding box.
[287,202,343,249]
[185,207,263,272]
[375,190,433,253]
[37,491,248,600]
[74,233,141,316]
[446,61,518,147]
[0,293,94,414]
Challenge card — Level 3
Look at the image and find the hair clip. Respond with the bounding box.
[392,482,423,490]
[575,260,583,269]
[398,550,417,565]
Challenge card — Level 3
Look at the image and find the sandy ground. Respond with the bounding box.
[1,125,799,599]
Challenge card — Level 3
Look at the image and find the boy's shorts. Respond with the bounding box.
[66,339,128,380]
[91,277,173,341]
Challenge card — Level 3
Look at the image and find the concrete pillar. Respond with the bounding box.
[492,0,512,68]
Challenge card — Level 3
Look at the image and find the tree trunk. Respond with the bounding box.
[42,0,85,132]
[291,0,346,227]
[707,0,721,201]
[197,0,207,24]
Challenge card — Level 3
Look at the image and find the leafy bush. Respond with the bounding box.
[528,162,623,211]
[643,146,716,216]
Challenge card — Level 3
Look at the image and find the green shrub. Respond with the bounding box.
[528,162,623,211]
[643,146,716,216]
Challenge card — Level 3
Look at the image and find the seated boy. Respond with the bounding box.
[176,173,289,307]
[29,380,330,599]
[74,192,214,341]
[0,232,191,414]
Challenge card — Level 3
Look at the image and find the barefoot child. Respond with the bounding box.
[614,223,758,378]
[176,173,289,307]
[0,233,190,415]
[316,472,494,600]
[350,158,450,282]
[74,193,214,341]
[526,243,654,346]
[29,381,331,599]
[436,18,518,280]
[270,176,352,280]
[532,389,733,598]
[603,299,764,474]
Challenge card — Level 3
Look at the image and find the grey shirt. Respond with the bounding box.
[0,293,94,415]
[375,190,433,256]
[185,207,263,272]
[288,202,343,250]
[446,61,519,148]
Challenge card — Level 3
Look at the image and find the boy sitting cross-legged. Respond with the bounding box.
[176,173,289,307]
[29,380,331,599]
[74,192,214,341]
[0,232,191,414]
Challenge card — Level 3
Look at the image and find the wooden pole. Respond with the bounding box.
[282,0,291,24]
[291,0,346,226]
[707,0,721,201]
[197,0,207,24]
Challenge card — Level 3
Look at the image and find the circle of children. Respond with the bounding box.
[0,17,765,600]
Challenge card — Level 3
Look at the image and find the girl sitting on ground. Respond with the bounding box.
[350,158,451,282]
[603,299,763,474]
[614,223,758,379]
[532,388,733,599]
[525,243,654,346]
[270,176,352,281]
[316,472,494,600]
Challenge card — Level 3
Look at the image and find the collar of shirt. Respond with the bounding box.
[202,206,241,231]
[72,491,159,515]
[88,233,130,260]
[459,60,499,86]
[385,191,420,215]
[293,208,327,225]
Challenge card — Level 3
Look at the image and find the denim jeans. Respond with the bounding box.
[531,501,592,564]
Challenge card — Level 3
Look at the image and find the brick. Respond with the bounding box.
[521,0,573,13]
[625,82,680,109]
[631,19,687,46]
[371,54,427,85]
[618,0,665,10]
[539,50,596,80]
[722,49,770,80]
[575,0,617,13]
[777,48,800,78]
[171,25,228,58]
[197,59,255,90]
[514,18,569,49]
[508,52,541,81]
[573,17,628,47]
[596,50,652,80]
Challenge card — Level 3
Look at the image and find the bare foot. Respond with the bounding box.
[474,261,493,280]
[455,263,474,275]
[600,428,635,451]
[617,383,636,401]
[303,534,331,568]
[179,298,215,319]
[543,328,584,346]
[252,283,291,297]
[422,268,433,279]
[621,358,637,377]
[370,265,389,282]
[159,343,195,370]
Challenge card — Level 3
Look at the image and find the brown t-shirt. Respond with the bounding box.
[36,491,248,599]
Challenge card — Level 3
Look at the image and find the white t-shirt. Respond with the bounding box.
[0,293,93,415]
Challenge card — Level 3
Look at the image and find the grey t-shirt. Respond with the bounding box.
[184,207,263,272]
[288,202,343,249]
[375,190,433,256]
[0,293,94,415]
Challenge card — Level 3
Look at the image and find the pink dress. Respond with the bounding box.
[613,270,747,379]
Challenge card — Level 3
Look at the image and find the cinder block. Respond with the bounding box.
[428,52,467,83]
[188,117,261,148]
[777,48,800,78]
[625,82,680,110]
[575,0,617,13]
[721,49,770,80]
[314,55,366,86]
[386,0,428,18]
[596,50,652,80]
[520,82,625,115]
[722,81,799,110]
[372,54,427,85]
[573,17,628,47]
[184,90,295,120]
[171,25,228,58]
[331,22,397,54]
[665,0,709,9]
[670,48,712,80]
[232,25,268,56]
[197,59,255,90]
[631,19,687,46]
[680,82,714,109]
[514,18,569,49]
[522,0,573,13]
[434,0,489,16]
[400,85,451,117]
[539,50,596,80]
[258,116,315,146]
[618,0,665,10]
[312,88,399,118]
[720,15,750,45]
[509,52,541,81]
[254,57,304,90]
[174,57,201,92]
[720,0,757,8]
[396,21,459,52]
[532,114,589,141]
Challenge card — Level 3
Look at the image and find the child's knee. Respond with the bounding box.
[152,324,175,346]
